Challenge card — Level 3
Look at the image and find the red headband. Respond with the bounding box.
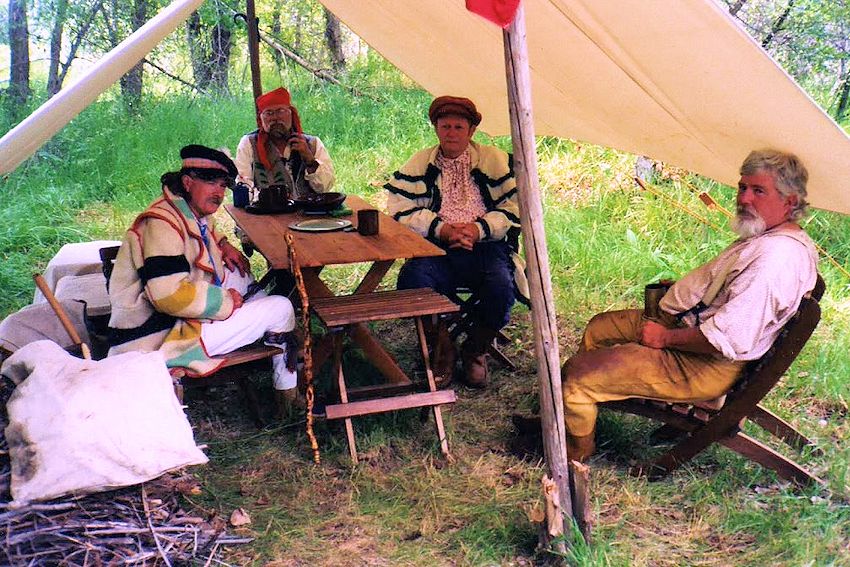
[255,87,303,171]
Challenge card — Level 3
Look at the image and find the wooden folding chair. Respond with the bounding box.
[98,245,281,427]
[310,289,459,464]
[601,274,826,485]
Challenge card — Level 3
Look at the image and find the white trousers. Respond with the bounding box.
[200,270,297,390]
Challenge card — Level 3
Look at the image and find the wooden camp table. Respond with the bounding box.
[225,195,445,386]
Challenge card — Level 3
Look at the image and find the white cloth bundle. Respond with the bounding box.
[2,340,208,506]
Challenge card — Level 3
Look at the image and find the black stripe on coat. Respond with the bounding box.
[138,255,191,285]
[107,310,177,347]
[393,206,428,221]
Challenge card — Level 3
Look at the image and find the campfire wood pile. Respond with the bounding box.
[0,377,251,566]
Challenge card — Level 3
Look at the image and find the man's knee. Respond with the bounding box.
[254,295,295,331]
[398,259,434,290]
[585,311,614,335]
[561,350,612,393]
[474,272,515,329]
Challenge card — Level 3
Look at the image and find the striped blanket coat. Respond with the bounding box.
[384,141,529,302]
[107,186,236,376]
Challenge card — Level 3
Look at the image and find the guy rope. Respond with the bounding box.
[635,177,850,281]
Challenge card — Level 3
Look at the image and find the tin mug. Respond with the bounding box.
[233,182,250,208]
[643,283,668,320]
[357,209,379,236]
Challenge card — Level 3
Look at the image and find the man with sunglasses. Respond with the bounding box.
[235,87,335,202]
[107,145,300,414]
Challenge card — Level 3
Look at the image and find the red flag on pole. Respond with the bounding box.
[466,0,521,28]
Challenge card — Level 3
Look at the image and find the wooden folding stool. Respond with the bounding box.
[310,288,459,464]
[602,275,826,485]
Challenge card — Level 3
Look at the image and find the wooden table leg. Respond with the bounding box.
[416,317,450,457]
[354,260,394,295]
[333,333,358,464]
[302,265,411,386]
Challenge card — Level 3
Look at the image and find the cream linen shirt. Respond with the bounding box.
[659,225,817,361]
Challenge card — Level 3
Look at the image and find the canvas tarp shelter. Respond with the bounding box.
[1,0,849,214]
[319,0,850,215]
[0,0,203,174]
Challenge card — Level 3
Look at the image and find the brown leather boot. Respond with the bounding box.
[275,387,306,420]
[566,431,596,463]
[461,326,497,389]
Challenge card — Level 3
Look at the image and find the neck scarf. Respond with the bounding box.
[436,147,487,224]
[196,219,221,286]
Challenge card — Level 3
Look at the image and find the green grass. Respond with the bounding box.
[3,61,850,565]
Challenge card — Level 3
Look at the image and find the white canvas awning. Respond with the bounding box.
[319,0,850,215]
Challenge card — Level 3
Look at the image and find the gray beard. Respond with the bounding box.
[730,213,767,239]
[268,124,292,141]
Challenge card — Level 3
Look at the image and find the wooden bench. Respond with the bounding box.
[311,288,460,463]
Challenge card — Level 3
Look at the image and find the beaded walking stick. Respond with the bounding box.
[285,233,321,464]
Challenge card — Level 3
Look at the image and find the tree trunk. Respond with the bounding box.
[55,0,104,95]
[186,11,212,90]
[209,22,232,93]
[47,0,69,98]
[835,68,850,123]
[186,12,231,94]
[762,0,795,49]
[8,0,31,105]
[293,11,304,54]
[324,8,345,72]
[119,0,148,112]
[271,8,283,67]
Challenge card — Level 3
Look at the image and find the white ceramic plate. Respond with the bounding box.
[288,218,353,232]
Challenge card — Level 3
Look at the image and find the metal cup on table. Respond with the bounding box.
[232,182,250,208]
[357,209,379,236]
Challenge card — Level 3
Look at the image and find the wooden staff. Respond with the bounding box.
[33,273,91,360]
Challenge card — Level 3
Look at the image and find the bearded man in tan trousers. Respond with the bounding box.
[562,149,818,462]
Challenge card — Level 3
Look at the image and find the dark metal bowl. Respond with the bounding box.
[295,192,346,212]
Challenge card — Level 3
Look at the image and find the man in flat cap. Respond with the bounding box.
[107,145,301,415]
[386,96,527,389]
[235,87,335,202]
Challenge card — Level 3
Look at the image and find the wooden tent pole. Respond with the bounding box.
[246,0,263,104]
[503,6,574,523]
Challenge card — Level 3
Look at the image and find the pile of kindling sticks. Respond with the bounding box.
[0,383,251,566]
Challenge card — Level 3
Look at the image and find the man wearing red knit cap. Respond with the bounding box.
[235,87,335,202]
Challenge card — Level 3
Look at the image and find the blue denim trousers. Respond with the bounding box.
[397,240,516,330]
